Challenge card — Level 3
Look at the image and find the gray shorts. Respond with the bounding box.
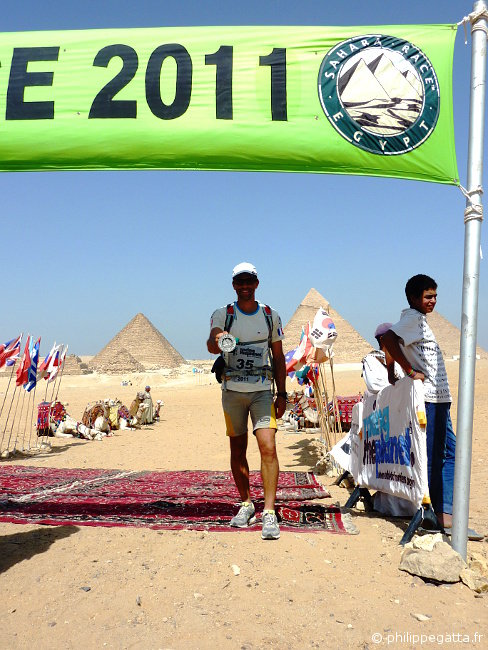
[221,389,276,437]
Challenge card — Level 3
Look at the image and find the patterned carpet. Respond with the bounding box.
[0,466,355,534]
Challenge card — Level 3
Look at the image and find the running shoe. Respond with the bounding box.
[230,502,256,528]
[261,510,280,540]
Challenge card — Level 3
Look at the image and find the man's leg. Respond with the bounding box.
[425,402,452,527]
[222,390,252,501]
[249,391,280,511]
[255,427,279,510]
[437,409,456,528]
[229,433,251,502]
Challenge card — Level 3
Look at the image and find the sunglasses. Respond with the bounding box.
[233,276,257,286]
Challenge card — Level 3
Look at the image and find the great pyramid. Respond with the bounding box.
[284,288,372,364]
[427,311,488,360]
[89,313,186,372]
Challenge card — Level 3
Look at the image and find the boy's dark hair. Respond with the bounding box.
[405,274,437,306]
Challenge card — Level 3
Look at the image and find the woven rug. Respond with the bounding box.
[0,466,356,534]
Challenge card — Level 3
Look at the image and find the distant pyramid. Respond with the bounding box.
[63,354,93,376]
[427,311,488,360]
[89,313,186,372]
[89,348,146,374]
[284,288,371,364]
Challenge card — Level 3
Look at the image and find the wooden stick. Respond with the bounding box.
[330,357,343,446]
[317,364,332,450]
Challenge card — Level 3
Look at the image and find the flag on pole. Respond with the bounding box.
[309,308,338,349]
[285,323,312,374]
[38,342,58,379]
[0,334,22,368]
[285,349,297,378]
[45,345,64,383]
[24,337,41,392]
[15,335,32,386]
[47,344,68,384]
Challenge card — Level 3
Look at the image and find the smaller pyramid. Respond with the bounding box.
[89,313,186,372]
[427,311,488,360]
[62,354,93,375]
[89,348,146,374]
[284,288,371,364]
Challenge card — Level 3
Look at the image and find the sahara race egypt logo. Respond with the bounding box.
[318,34,440,155]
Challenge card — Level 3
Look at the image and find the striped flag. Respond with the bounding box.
[24,337,41,392]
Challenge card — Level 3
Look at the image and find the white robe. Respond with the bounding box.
[141,391,153,424]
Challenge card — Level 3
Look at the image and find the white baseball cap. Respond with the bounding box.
[232,262,258,278]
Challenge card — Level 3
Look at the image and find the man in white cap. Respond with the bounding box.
[207,262,286,540]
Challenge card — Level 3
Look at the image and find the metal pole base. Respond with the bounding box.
[344,485,360,508]
[400,503,440,546]
[333,470,350,486]
[344,486,373,510]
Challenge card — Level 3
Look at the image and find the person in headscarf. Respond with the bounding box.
[141,385,154,425]
[361,322,404,393]
[361,324,413,517]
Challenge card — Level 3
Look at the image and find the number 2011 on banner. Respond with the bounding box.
[6,44,288,122]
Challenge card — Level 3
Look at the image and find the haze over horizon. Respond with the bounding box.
[1,1,486,360]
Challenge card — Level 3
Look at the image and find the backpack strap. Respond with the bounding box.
[262,304,273,345]
[262,304,275,394]
[224,303,235,333]
[225,302,273,344]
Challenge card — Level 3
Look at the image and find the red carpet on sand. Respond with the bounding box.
[0,466,351,534]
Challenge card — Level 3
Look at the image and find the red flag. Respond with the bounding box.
[38,341,56,376]
[16,336,31,386]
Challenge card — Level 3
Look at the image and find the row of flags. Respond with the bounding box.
[0,335,68,393]
[285,308,339,385]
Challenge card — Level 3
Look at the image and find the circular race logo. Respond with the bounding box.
[318,34,440,155]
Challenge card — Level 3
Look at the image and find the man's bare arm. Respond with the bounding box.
[271,340,287,418]
[381,330,425,383]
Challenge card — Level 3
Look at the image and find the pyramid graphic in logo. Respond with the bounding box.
[338,50,423,136]
[318,34,440,155]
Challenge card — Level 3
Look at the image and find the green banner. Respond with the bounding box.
[0,25,458,183]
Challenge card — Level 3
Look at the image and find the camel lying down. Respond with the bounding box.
[37,399,148,441]
[37,401,102,440]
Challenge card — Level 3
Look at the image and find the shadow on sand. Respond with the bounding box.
[0,439,88,463]
[282,436,320,469]
[0,525,79,573]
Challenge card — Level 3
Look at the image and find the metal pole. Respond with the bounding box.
[452,1,487,558]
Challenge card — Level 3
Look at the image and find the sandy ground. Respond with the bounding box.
[0,361,487,650]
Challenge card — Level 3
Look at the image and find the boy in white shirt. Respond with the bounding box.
[382,275,482,539]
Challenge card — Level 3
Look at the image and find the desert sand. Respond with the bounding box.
[0,360,487,649]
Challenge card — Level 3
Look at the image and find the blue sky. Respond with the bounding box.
[1,1,487,360]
